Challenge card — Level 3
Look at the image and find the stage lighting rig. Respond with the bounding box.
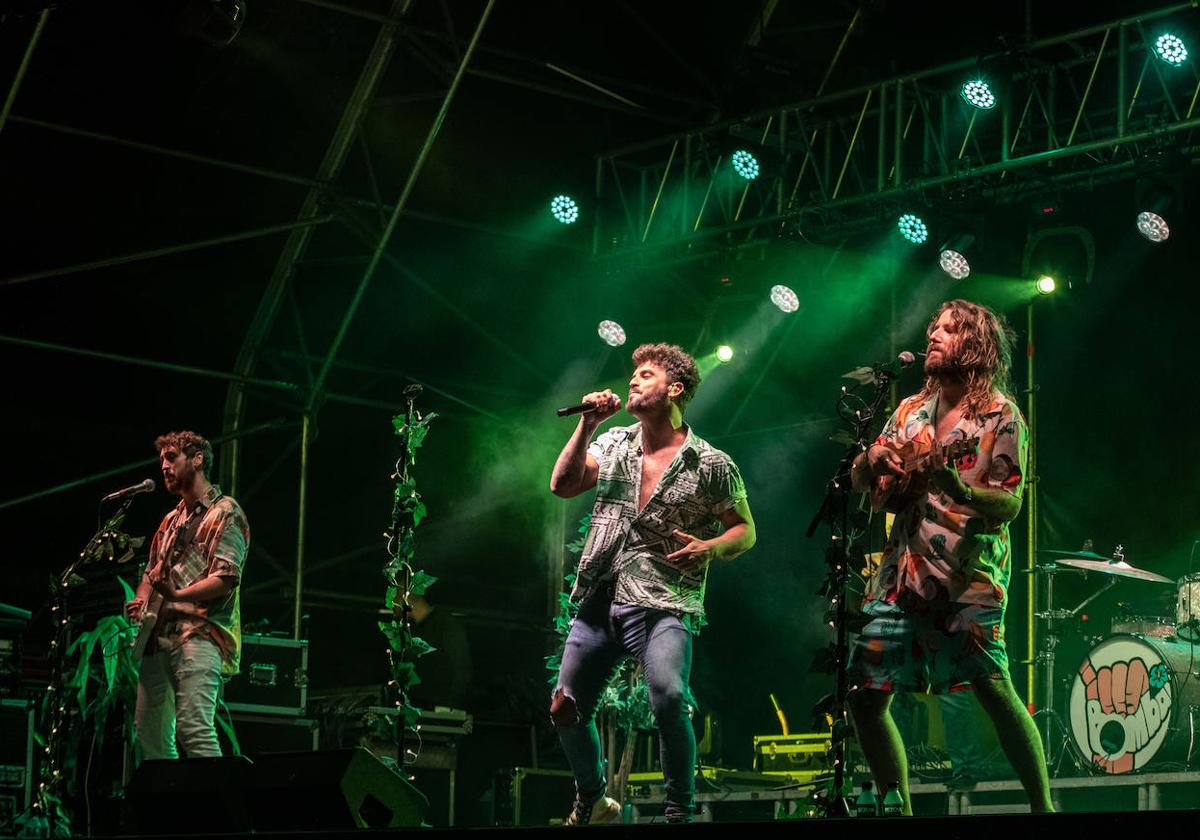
[1155,33,1188,67]
[550,195,580,225]
[960,80,996,110]
[597,320,626,347]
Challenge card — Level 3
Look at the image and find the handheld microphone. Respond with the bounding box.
[556,403,598,418]
[101,479,155,503]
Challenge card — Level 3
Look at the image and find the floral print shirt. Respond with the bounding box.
[866,391,1028,612]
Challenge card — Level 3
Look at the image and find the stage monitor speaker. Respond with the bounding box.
[125,756,252,834]
[249,747,427,829]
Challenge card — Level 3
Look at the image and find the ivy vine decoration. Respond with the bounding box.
[379,407,438,733]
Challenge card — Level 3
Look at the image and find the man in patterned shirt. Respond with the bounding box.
[848,300,1052,813]
[125,431,250,759]
[549,343,756,825]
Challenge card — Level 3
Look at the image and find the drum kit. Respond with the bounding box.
[1035,545,1200,776]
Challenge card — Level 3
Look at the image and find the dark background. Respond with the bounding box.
[2,0,1198,816]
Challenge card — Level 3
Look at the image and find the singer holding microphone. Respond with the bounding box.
[549,342,755,825]
[847,300,1052,813]
[126,431,250,759]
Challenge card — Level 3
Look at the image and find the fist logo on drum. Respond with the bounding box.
[1070,637,1177,774]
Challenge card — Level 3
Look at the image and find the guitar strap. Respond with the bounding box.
[163,503,207,579]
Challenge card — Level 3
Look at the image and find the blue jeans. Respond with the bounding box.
[552,596,695,821]
[134,637,224,759]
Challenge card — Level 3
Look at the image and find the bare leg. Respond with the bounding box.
[971,678,1054,813]
[848,690,912,816]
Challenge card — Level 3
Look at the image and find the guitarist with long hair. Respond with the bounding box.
[125,431,249,759]
[848,300,1052,814]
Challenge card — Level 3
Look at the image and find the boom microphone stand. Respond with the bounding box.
[805,358,906,817]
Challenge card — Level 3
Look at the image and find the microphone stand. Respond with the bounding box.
[805,367,897,818]
[35,496,136,835]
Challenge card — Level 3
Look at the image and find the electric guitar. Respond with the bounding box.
[130,506,204,661]
[867,436,980,513]
[130,583,164,662]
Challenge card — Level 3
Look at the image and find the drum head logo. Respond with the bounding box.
[1070,637,1173,773]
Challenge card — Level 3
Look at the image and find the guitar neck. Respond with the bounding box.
[897,439,976,471]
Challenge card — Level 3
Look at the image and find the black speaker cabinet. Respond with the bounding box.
[126,756,252,833]
[249,748,428,829]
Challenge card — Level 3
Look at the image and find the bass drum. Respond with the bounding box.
[1069,634,1200,774]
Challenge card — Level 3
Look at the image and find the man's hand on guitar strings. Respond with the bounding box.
[148,562,178,601]
[867,444,905,479]
[125,598,144,622]
[925,440,969,501]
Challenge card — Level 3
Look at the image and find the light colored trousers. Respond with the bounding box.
[134,637,224,759]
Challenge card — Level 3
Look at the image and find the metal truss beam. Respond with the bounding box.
[594,2,1200,254]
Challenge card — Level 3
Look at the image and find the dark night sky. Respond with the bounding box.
[2,0,1198,779]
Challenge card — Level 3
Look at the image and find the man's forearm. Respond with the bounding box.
[550,418,597,496]
[956,486,1022,522]
[173,575,237,603]
[710,523,756,561]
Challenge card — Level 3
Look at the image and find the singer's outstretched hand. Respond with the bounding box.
[666,529,714,573]
[581,389,621,424]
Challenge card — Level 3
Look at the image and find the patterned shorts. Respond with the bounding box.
[847,598,1009,694]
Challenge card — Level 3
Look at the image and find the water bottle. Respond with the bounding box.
[881,782,904,816]
[853,780,877,817]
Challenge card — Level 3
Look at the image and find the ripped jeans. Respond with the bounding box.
[552,596,695,821]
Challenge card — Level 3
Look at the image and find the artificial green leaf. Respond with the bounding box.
[117,575,136,604]
[385,586,398,609]
[397,703,421,729]
[409,635,436,658]
[410,570,438,596]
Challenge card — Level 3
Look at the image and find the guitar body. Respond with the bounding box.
[868,436,980,513]
[130,588,164,662]
[868,440,928,513]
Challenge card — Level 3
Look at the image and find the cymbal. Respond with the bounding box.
[1047,555,1173,584]
[1041,549,1113,562]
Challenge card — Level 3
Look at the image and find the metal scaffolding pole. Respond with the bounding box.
[294,413,311,640]
[8,115,323,190]
[222,0,414,495]
[0,334,418,416]
[0,8,50,140]
[0,419,290,512]
[307,0,495,407]
[0,217,335,288]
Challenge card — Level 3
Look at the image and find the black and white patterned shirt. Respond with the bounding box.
[571,423,747,628]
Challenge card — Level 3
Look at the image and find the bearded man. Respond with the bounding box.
[849,300,1053,814]
[126,431,249,759]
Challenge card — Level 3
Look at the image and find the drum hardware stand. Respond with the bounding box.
[1032,561,1119,772]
